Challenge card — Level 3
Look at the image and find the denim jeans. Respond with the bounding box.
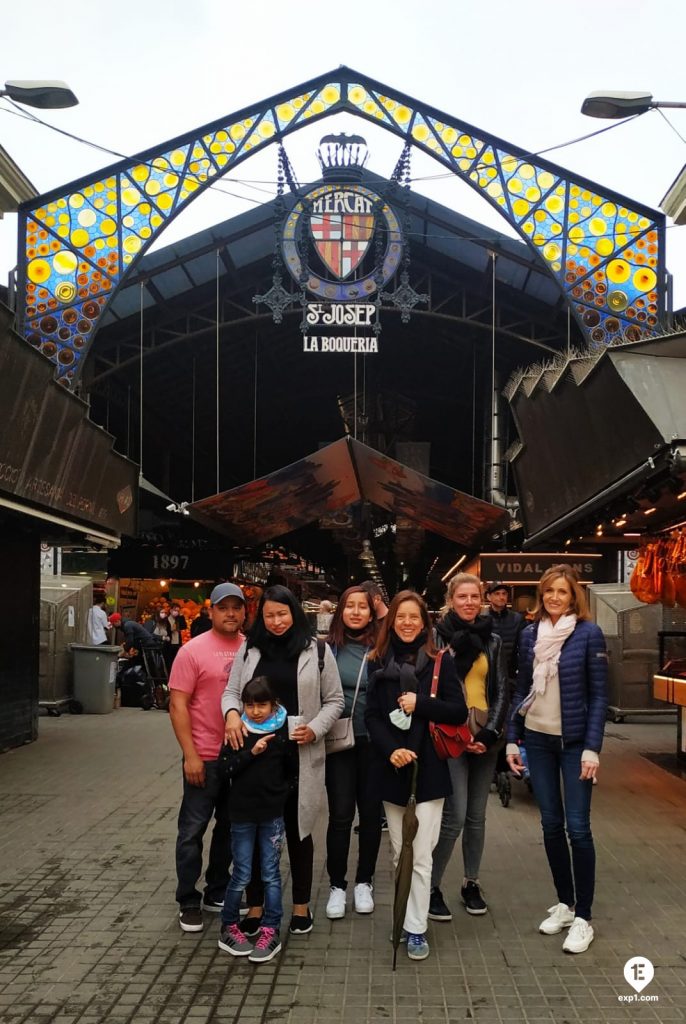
[222,817,285,930]
[325,737,382,889]
[524,728,596,920]
[175,760,231,908]
[246,789,313,906]
[431,746,498,888]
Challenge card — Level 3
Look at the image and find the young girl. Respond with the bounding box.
[218,677,296,963]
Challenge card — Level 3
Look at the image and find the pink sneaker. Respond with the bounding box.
[248,925,282,963]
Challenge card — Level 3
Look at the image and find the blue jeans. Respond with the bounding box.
[524,728,596,920]
[175,760,231,908]
[431,746,498,887]
[222,818,285,929]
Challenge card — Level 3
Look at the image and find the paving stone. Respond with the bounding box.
[1,713,685,1023]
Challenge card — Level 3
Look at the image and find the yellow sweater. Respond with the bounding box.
[464,653,488,711]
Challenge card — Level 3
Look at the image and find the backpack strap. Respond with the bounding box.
[316,637,326,673]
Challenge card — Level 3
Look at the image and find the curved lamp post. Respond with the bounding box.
[0,80,78,109]
[581,90,686,119]
[581,91,686,224]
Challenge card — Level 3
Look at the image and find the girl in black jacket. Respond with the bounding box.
[365,591,467,962]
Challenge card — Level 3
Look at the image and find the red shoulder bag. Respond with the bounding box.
[428,649,472,759]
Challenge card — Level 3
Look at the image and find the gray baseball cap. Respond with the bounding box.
[210,582,245,605]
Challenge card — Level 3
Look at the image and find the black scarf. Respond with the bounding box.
[436,611,492,680]
[373,630,429,693]
[259,627,300,662]
[344,625,367,642]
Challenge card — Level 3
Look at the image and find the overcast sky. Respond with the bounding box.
[2,0,685,312]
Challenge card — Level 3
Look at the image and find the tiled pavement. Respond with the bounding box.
[0,708,684,1024]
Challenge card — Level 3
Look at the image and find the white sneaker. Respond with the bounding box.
[353,882,374,914]
[539,903,575,935]
[326,886,347,919]
[562,917,595,953]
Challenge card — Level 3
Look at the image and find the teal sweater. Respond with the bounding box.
[335,641,369,737]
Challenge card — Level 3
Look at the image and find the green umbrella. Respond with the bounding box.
[391,759,419,970]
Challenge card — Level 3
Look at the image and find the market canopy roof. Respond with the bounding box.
[0,303,137,544]
[506,341,686,545]
[190,436,508,548]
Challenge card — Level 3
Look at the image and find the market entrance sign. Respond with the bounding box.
[303,302,378,353]
[17,66,665,384]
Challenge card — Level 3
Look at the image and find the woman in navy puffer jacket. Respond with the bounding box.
[506,565,607,955]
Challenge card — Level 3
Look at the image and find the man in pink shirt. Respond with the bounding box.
[169,582,246,932]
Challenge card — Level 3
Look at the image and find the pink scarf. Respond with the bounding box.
[532,614,577,695]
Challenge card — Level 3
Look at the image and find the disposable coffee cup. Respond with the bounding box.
[287,715,303,738]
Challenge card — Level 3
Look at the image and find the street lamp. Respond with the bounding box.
[581,90,686,119]
[0,79,78,109]
[581,91,686,224]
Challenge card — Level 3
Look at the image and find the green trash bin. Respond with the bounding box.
[70,644,121,714]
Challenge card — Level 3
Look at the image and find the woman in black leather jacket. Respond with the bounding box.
[428,573,508,923]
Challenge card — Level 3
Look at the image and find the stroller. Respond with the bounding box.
[495,743,532,807]
[118,637,170,711]
[140,639,170,710]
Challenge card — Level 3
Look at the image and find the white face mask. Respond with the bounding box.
[389,707,412,730]
[159,613,167,620]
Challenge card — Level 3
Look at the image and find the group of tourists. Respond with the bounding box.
[167,567,608,966]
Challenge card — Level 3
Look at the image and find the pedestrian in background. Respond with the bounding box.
[190,605,211,638]
[484,581,525,679]
[87,596,110,645]
[168,602,188,666]
[360,580,389,624]
[507,565,607,954]
[485,581,526,783]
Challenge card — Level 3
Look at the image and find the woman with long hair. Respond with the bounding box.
[222,585,343,936]
[324,586,380,920]
[507,565,607,954]
[428,572,509,923]
[365,590,467,962]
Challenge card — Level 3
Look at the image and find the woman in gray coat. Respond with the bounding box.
[222,585,343,936]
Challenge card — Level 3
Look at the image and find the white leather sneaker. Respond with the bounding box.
[353,882,374,914]
[326,886,347,919]
[539,903,575,935]
[562,917,595,953]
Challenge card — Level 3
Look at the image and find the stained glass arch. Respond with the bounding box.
[17,66,666,382]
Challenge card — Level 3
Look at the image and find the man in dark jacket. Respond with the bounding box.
[484,582,525,681]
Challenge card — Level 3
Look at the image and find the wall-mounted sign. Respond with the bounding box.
[479,552,603,584]
[303,303,378,354]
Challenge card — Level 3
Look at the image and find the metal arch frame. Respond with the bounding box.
[17,65,666,383]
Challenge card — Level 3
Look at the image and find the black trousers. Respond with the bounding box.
[246,788,313,906]
[325,737,382,889]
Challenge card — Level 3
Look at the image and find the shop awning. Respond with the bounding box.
[190,436,508,547]
[506,343,686,544]
[0,304,138,542]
